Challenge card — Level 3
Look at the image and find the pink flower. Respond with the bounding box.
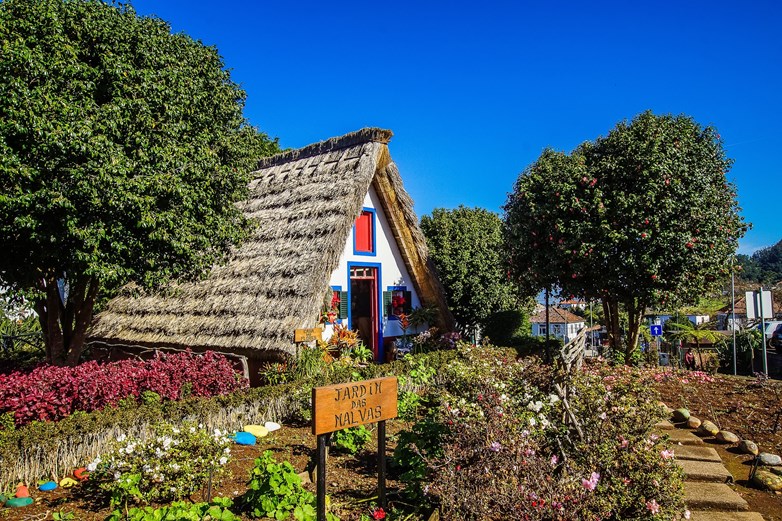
[618,436,629,449]
[550,454,559,466]
[661,449,675,460]
[646,499,660,514]
[582,472,600,491]
[684,510,691,519]
[489,441,501,452]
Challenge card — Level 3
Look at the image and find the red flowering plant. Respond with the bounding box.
[320,292,341,324]
[0,351,247,427]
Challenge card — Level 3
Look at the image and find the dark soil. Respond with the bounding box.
[0,420,410,521]
[653,370,782,520]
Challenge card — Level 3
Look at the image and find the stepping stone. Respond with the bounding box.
[655,420,674,430]
[689,512,765,521]
[678,459,734,483]
[684,482,748,511]
[664,429,705,446]
[674,445,722,463]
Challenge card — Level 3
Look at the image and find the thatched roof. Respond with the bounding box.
[89,128,454,358]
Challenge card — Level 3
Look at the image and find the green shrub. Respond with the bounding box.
[241,450,337,521]
[480,309,530,347]
[332,425,372,455]
[88,422,232,509]
[107,497,238,521]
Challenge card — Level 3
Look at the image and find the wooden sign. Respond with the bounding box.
[294,328,322,343]
[312,376,398,435]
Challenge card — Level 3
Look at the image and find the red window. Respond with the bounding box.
[354,210,374,253]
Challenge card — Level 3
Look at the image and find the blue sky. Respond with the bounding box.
[132,0,781,254]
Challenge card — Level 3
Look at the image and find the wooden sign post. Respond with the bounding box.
[312,376,398,521]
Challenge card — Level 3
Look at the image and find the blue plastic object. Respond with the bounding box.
[39,481,57,491]
[233,431,256,445]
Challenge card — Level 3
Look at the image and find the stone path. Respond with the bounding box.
[655,420,766,520]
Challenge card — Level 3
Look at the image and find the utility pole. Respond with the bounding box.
[545,287,550,364]
[731,258,736,376]
[759,286,768,376]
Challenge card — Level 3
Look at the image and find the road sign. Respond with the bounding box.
[746,290,773,319]
[650,324,663,337]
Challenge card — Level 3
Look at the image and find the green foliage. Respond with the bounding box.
[420,206,524,335]
[505,111,747,363]
[52,511,75,521]
[392,413,448,504]
[107,498,239,521]
[88,422,232,508]
[241,450,335,521]
[737,238,782,284]
[715,329,762,374]
[0,0,279,364]
[331,425,372,455]
[480,309,531,347]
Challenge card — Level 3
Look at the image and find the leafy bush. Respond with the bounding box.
[715,329,761,374]
[107,497,238,521]
[396,345,686,520]
[0,351,247,426]
[480,309,530,347]
[241,450,337,521]
[88,422,232,509]
[332,425,372,455]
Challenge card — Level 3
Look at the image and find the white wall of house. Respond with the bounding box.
[327,186,423,340]
[655,314,711,327]
[532,321,584,343]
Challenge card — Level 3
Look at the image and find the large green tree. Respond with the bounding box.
[420,206,523,337]
[0,0,279,364]
[504,111,746,363]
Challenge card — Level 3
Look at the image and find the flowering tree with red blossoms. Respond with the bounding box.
[504,112,747,363]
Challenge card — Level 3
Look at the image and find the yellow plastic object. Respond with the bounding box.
[59,477,78,488]
[243,425,269,438]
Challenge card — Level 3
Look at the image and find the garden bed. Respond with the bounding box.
[651,369,782,520]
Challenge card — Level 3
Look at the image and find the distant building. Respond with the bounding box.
[558,298,587,311]
[717,296,780,331]
[530,307,585,343]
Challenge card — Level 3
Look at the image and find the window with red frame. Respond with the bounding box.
[354,210,374,254]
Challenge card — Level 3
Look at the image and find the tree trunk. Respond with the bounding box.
[695,338,704,371]
[624,300,645,366]
[35,275,100,366]
[602,297,622,358]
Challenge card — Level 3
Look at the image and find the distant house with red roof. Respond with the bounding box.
[558,298,587,311]
[530,306,585,343]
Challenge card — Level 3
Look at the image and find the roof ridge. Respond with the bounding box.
[256,128,393,170]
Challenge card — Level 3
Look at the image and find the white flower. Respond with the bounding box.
[527,401,543,412]
[529,417,537,426]
[548,394,560,404]
[219,456,228,465]
[113,471,121,481]
[190,427,196,433]
[214,428,222,437]
[116,433,127,442]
